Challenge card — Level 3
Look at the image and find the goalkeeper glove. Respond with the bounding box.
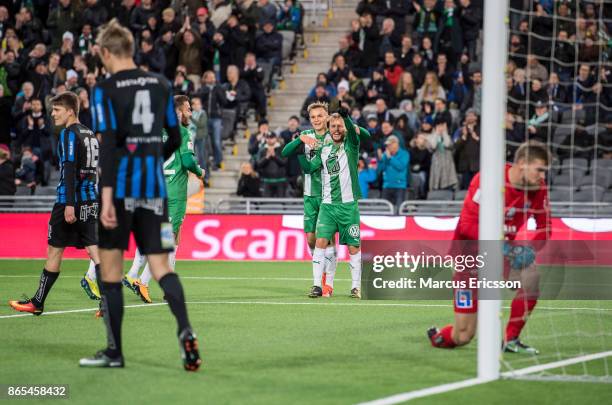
[337,106,350,118]
[503,243,536,270]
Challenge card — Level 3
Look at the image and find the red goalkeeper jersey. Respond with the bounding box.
[454,164,551,241]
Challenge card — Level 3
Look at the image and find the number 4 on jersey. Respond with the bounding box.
[132,90,154,134]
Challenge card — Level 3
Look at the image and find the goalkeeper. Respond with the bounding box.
[428,141,552,355]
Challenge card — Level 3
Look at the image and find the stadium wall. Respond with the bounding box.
[1,214,612,261]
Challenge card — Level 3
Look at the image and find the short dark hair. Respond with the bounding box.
[514,140,551,165]
[50,91,79,115]
[174,95,190,109]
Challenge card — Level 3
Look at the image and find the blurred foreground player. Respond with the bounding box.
[428,141,551,354]
[8,92,101,314]
[125,95,205,303]
[79,19,201,371]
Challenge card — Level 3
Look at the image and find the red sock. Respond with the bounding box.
[431,324,457,348]
[506,293,537,341]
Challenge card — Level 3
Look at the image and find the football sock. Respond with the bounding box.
[324,246,337,287]
[94,264,102,292]
[31,268,59,307]
[140,264,152,286]
[159,273,190,333]
[431,324,457,348]
[349,251,361,290]
[506,291,538,341]
[100,281,123,358]
[86,260,97,280]
[127,249,146,279]
[312,247,326,287]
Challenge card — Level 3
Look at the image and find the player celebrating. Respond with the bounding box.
[124,95,204,303]
[8,92,101,314]
[79,19,201,371]
[428,141,551,354]
[299,110,366,298]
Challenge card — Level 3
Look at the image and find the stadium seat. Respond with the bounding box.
[578,171,612,189]
[559,157,589,172]
[603,191,612,203]
[552,172,585,187]
[454,189,467,201]
[561,109,585,124]
[258,61,273,90]
[574,185,606,202]
[427,189,454,201]
[221,109,237,141]
[549,186,574,202]
[279,31,295,60]
[15,186,32,196]
[35,186,57,196]
[591,159,612,173]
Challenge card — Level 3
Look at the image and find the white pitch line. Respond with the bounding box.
[0,302,167,319]
[357,350,612,404]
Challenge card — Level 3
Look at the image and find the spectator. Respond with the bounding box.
[0,6,9,41]
[348,70,367,107]
[426,122,457,191]
[0,144,15,196]
[330,80,356,112]
[135,37,166,74]
[161,8,181,34]
[416,71,446,107]
[453,109,480,189]
[552,30,575,81]
[459,0,482,62]
[258,0,279,26]
[460,67,482,114]
[12,82,35,127]
[409,133,432,198]
[525,54,548,82]
[384,0,411,37]
[407,52,427,89]
[59,31,75,70]
[255,21,283,80]
[249,120,271,161]
[508,34,527,68]
[198,70,226,169]
[547,72,569,114]
[237,162,262,197]
[413,0,440,41]
[332,37,362,70]
[256,132,287,197]
[358,158,378,198]
[419,36,436,70]
[242,52,267,120]
[223,65,251,124]
[82,0,109,30]
[351,12,380,72]
[383,51,403,89]
[175,19,203,83]
[14,147,38,192]
[367,68,395,105]
[435,53,454,91]
[130,0,157,34]
[173,70,195,96]
[356,0,385,19]
[16,98,50,160]
[279,115,302,194]
[526,100,551,143]
[397,35,416,69]
[0,86,11,146]
[46,0,81,49]
[77,24,95,56]
[157,28,179,79]
[76,88,92,129]
[308,73,337,98]
[328,54,350,85]
[505,111,525,160]
[433,98,453,129]
[117,0,137,29]
[210,0,232,29]
[278,0,303,32]
[14,7,45,50]
[434,0,463,65]
[300,84,330,120]
[190,96,210,186]
[216,14,249,80]
[375,98,395,125]
[378,135,409,212]
[379,18,401,59]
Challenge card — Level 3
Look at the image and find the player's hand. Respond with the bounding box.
[300,134,317,149]
[64,205,77,224]
[337,106,349,118]
[101,201,118,230]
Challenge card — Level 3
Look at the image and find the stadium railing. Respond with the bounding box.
[0,196,56,212]
[398,200,612,218]
[300,0,331,27]
[215,197,394,215]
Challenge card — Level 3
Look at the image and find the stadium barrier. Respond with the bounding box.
[1,213,611,261]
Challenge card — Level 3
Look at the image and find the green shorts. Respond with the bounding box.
[168,198,187,234]
[316,202,361,247]
[303,195,321,234]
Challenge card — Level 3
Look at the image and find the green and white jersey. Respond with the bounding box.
[301,129,331,198]
[162,125,201,201]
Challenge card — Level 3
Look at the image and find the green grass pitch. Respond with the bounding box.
[1,259,611,404]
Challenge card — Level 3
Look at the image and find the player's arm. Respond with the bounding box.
[357,125,371,141]
[338,108,359,146]
[163,91,181,160]
[60,129,77,223]
[297,150,322,174]
[530,187,552,249]
[281,136,303,157]
[178,128,203,177]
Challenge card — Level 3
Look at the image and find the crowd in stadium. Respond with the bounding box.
[0,0,302,195]
[0,0,610,208]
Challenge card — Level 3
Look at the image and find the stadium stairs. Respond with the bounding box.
[205,0,359,207]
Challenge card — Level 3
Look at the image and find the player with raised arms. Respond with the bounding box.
[123,95,205,303]
[428,141,551,354]
[8,92,101,314]
[298,109,368,298]
[78,19,201,371]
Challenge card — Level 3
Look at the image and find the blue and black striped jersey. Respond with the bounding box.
[56,123,98,205]
[91,69,181,200]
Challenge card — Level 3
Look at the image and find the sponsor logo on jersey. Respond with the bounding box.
[348,224,360,238]
[455,289,473,308]
[80,203,99,221]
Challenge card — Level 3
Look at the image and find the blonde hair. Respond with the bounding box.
[396,71,415,98]
[419,71,441,101]
[96,18,134,58]
[307,101,329,114]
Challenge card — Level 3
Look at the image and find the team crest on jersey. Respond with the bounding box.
[348,224,360,238]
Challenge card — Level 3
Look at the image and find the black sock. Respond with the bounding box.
[94,264,102,293]
[100,282,123,358]
[31,269,59,307]
[159,273,191,334]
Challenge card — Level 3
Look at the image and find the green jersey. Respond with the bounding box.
[281,129,330,197]
[300,117,363,204]
[162,125,203,200]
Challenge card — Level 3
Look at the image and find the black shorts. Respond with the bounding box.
[48,202,98,248]
[98,198,175,255]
